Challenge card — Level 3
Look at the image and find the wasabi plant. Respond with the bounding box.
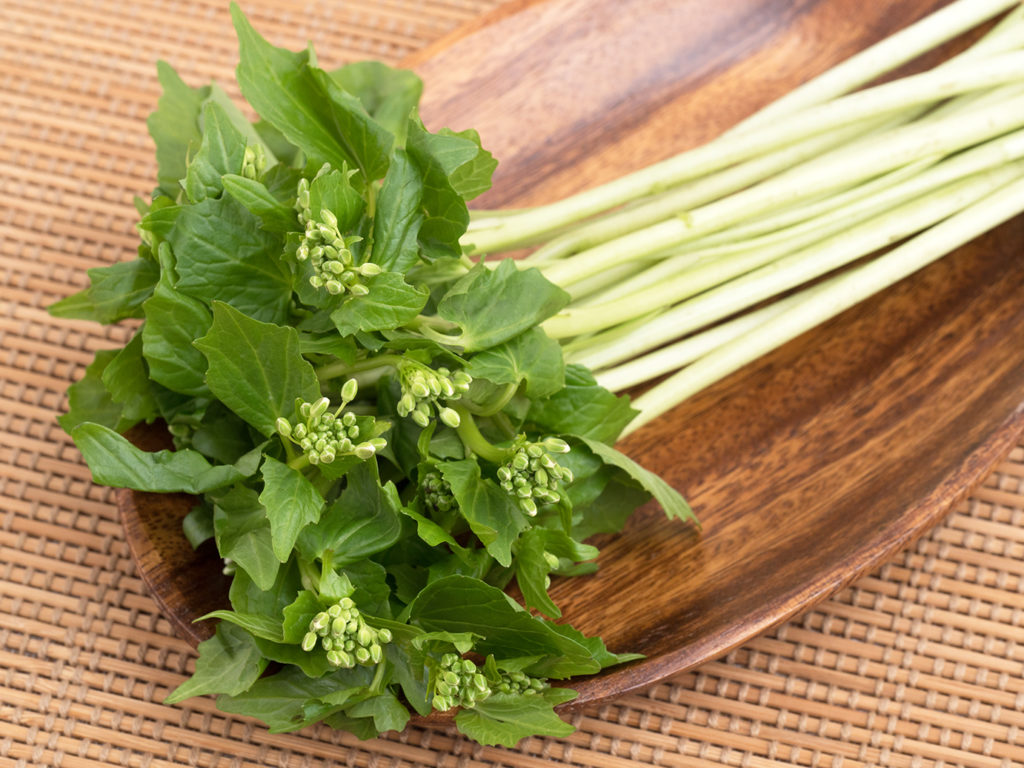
[49,3,692,748]
[50,0,1024,749]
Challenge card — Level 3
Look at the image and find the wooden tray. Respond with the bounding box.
[119,0,1024,720]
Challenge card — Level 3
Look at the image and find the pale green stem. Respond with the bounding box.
[549,125,1024,338]
[623,170,1024,435]
[540,84,1024,289]
[593,292,804,391]
[731,0,1022,132]
[566,161,1024,370]
[465,50,1024,255]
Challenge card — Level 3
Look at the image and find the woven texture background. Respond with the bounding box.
[3,1,1024,765]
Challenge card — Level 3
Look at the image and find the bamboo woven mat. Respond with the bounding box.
[3,0,1024,765]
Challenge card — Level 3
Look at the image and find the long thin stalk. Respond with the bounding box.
[565,160,1024,370]
[548,125,1024,338]
[539,84,1024,290]
[622,171,1024,435]
[465,48,1024,255]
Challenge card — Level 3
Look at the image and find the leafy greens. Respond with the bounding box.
[52,3,694,747]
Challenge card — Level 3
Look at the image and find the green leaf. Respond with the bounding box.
[58,349,135,434]
[438,260,570,352]
[405,120,469,259]
[222,174,299,234]
[147,60,210,199]
[308,165,364,231]
[100,332,159,423]
[513,528,597,619]
[455,688,577,747]
[198,609,284,642]
[330,271,428,336]
[216,665,348,733]
[329,61,422,146]
[295,461,403,565]
[231,5,391,183]
[345,690,410,734]
[142,255,213,396]
[165,622,266,704]
[432,127,496,201]
[437,460,528,568]
[259,455,325,562]
[71,423,246,494]
[281,589,322,644]
[49,259,160,325]
[370,149,423,272]
[195,302,321,436]
[167,195,291,323]
[213,485,279,591]
[408,575,596,669]
[184,100,248,203]
[527,364,637,444]
[465,327,565,398]
[576,436,696,524]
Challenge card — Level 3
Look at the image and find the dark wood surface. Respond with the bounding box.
[118,0,1024,722]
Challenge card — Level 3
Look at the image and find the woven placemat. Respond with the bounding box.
[3,1,1024,766]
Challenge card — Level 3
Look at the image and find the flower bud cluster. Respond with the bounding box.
[276,382,386,465]
[241,143,266,180]
[494,669,549,696]
[432,653,490,711]
[301,597,393,669]
[421,470,456,515]
[294,176,381,296]
[497,437,573,516]
[396,362,471,429]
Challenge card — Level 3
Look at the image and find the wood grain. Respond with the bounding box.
[117,0,1024,723]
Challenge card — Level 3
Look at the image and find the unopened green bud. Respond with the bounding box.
[354,442,376,460]
[439,407,461,429]
[520,497,538,517]
[301,632,318,652]
[321,209,338,229]
[543,551,561,570]
[355,646,371,664]
[369,643,383,664]
[341,378,358,402]
[377,628,392,643]
[321,636,334,651]
[331,617,347,636]
[275,417,292,437]
[412,409,430,428]
[325,279,343,294]
[433,695,453,711]
[369,437,388,450]
[358,262,382,277]
[544,437,570,454]
[319,448,336,464]
[311,612,330,632]
[349,283,370,297]
[339,597,355,610]
[357,624,374,647]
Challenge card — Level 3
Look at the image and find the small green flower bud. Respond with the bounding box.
[497,466,512,483]
[327,604,343,618]
[439,407,461,429]
[355,646,371,664]
[311,612,330,632]
[309,275,324,288]
[325,259,346,274]
[358,262,382,277]
[441,653,459,667]
[341,411,357,427]
[310,397,330,420]
[332,617,347,636]
[544,437,570,454]
[339,597,355,610]
[349,283,370,297]
[433,695,453,711]
[369,437,388,450]
[322,636,334,651]
[357,624,374,647]
[377,628,392,643]
[275,417,292,437]
[341,378,358,402]
[443,670,460,686]
[411,378,430,399]
[412,409,430,428]
[520,497,538,517]
[369,643,383,664]
[301,631,318,652]
[325,279,343,294]
[321,209,338,229]
[354,442,376,460]
[512,453,529,471]
[319,448,336,464]
[543,551,561,570]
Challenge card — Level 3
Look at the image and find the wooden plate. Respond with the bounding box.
[118,0,1024,722]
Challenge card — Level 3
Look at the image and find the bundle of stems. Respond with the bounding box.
[462,0,1024,436]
